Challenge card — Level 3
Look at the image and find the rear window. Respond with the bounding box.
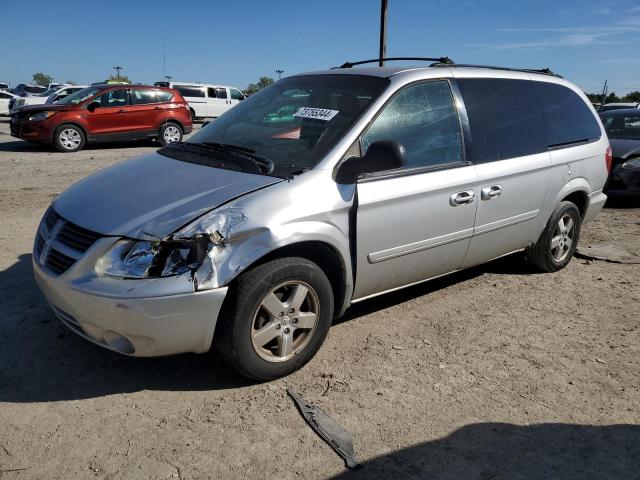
[175,85,205,98]
[457,78,547,163]
[534,82,601,147]
[601,113,640,140]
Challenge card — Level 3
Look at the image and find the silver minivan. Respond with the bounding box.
[33,61,610,379]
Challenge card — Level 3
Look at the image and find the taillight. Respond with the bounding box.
[605,145,612,173]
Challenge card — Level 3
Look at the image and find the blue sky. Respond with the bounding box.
[1,0,638,94]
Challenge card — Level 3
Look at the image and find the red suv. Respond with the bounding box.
[10,84,193,152]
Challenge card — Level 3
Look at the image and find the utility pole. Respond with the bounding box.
[379,0,388,66]
[276,69,284,80]
[113,66,123,80]
[600,80,608,106]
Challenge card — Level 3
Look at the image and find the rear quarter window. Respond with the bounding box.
[457,78,547,163]
[534,82,601,147]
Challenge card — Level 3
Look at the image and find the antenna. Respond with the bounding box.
[162,29,167,78]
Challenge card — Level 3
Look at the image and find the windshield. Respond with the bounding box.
[39,88,58,97]
[159,74,389,177]
[602,114,640,140]
[56,86,103,105]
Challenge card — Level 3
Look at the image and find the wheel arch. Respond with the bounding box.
[223,240,351,319]
[52,121,87,142]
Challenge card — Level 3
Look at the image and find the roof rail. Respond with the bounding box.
[335,57,454,69]
[430,61,562,78]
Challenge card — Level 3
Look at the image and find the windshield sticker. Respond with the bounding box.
[293,107,339,121]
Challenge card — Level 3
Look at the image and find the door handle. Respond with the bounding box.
[481,185,502,200]
[449,190,475,207]
[154,106,162,110]
[117,109,128,113]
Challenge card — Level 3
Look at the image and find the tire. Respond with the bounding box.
[158,122,183,145]
[525,201,581,272]
[53,124,85,152]
[215,257,334,380]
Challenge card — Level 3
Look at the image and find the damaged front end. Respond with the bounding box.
[96,209,247,291]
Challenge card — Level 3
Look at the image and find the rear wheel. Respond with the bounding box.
[158,122,182,145]
[53,124,85,152]
[525,201,581,272]
[215,257,334,380]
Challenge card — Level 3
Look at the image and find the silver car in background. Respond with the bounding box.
[33,61,610,379]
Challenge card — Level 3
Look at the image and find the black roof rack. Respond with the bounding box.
[334,57,561,78]
[336,57,454,69]
[430,61,562,78]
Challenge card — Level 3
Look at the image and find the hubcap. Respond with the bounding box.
[59,129,81,150]
[550,213,575,262]
[250,281,320,362]
[163,125,181,143]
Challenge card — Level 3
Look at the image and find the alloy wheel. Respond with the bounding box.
[163,125,181,143]
[250,281,320,362]
[550,213,575,262]
[59,129,81,150]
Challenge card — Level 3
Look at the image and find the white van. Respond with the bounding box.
[154,81,245,119]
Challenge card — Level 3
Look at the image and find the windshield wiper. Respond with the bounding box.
[170,141,275,174]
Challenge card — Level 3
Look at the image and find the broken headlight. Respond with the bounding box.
[98,209,246,279]
[98,238,209,279]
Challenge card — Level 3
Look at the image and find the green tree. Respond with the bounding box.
[107,74,131,84]
[604,92,620,103]
[244,76,275,95]
[32,72,53,87]
[622,91,640,103]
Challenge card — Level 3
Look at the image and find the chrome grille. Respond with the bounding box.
[35,207,103,275]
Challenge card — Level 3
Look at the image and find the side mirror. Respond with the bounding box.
[335,140,406,183]
[87,101,99,112]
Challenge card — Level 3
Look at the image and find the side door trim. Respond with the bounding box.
[368,227,475,263]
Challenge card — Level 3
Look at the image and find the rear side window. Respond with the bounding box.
[131,89,172,104]
[535,82,601,147]
[175,86,205,98]
[457,78,547,163]
[362,80,463,171]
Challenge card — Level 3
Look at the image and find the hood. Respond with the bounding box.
[15,103,73,114]
[52,152,282,239]
[609,138,640,159]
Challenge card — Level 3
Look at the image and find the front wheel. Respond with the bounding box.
[54,124,85,152]
[525,201,581,272]
[215,257,334,380]
[158,122,182,145]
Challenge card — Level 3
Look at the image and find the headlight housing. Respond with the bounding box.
[97,209,246,279]
[29,111,56,121]
[621,157,640,170]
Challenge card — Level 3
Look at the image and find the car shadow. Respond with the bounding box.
[338,253,541,324]
[1,251,540,403]
[329,422,640,479]
[0,138,161,152]
[0,254,253,403]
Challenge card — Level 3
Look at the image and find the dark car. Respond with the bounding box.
[12,83,47,97]
[10,84,193,152]
[600,109,640,196]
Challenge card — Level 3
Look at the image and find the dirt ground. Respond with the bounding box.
[0,119,638,479]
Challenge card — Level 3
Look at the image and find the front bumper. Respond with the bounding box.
[605,165,640,196]
[33,240,228,357]
[10,115,54,142]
